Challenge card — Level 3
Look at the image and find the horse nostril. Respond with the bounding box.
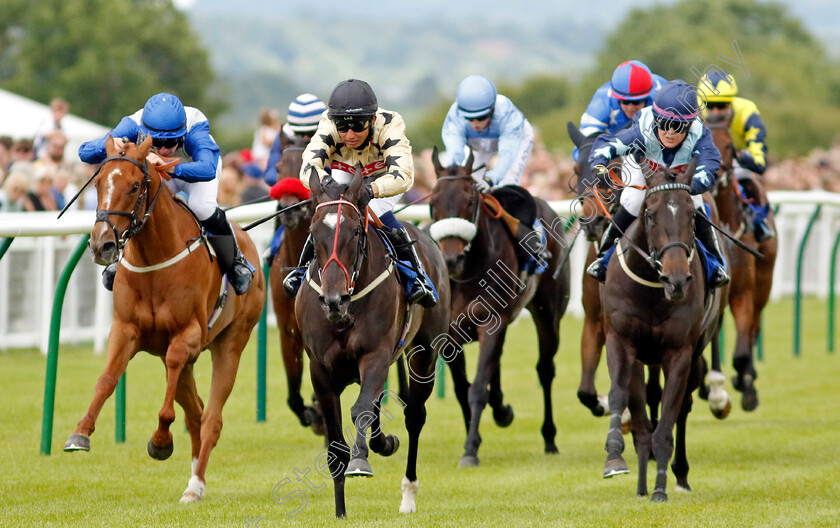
[102,241,116,254]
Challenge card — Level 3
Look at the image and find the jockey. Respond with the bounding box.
[441,74,549,270]
[587,80,729,288]
[78,93,255,295]
[263,93,327,186]
[697,71,774,242]
[283,79,438,308]
[576,60,667,157]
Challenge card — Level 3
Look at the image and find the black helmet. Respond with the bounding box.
[328,79,378,118]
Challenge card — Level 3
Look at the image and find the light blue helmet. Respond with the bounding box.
[141,93,187,139]
[456,75,497,119]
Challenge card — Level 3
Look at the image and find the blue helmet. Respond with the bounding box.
[456,75,497,118]
[652,80,700,123]
[610,60,654,101]
[141,93,187,139]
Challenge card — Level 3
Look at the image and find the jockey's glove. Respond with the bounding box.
[592,164,609,179]
[473,177,491,194]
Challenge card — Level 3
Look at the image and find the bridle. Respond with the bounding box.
[94,155,164,255]
[642,182,695,274]
[313,196,367,295]
[428,175,483,251]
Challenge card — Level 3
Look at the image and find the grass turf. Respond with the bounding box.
[1,297,838,527]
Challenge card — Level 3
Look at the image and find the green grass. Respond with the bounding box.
[1,298,839,527]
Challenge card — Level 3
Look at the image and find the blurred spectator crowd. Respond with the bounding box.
[3,101,839,216]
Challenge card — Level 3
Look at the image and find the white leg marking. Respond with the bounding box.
[399,476,419,513]
[706,370,731,411]
[180,474,205,503]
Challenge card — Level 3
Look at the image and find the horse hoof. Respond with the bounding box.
[731,374,745,392]
[593,395,609,417]
[303,407,326,436]
[741,389,759,411]
[493,404,514,428]
[64,433,90,452]
[675,483,691,493]
[179,491,201,503]
[603,457,629,478]
[147,437,174,460]
[651,489,668,502]
[458,455,480,468]
[544,443,559,455]
[344,457,374,477]
[384,435,400,456]
[711,397,732,420]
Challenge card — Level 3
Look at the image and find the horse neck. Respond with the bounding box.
[714,172,743,230]
[621,207,661,285]
[125,180,196,264]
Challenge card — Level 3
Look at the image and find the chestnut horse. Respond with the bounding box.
[64,136,265,503]
[601,158,727,501]
[429,147,570,467]
[295,169,451,517]
[709,120,777,411]
[267,134,325,432]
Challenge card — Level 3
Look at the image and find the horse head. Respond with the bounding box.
[307,166,366,323]
[428,146,479,277]
[275,133,311,229]
[567,122,616,242]
[641,156,698,301]
[89,135,158,265]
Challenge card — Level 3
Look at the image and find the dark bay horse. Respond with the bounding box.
[266,134,325,433]
[295,169,451,517]
[429,147,570,467]
[709,120,777,411]
[65,136,265,502]
[601,158,728,501]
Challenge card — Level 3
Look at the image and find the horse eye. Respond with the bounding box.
[131,182,140,193]
[354,227,362,237]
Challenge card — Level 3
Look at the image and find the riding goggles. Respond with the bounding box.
[152,136,183,149]
[705,102,730,111]
[654,116,692,134]
[466,110,493,122]
[332,116,372,133]
[619,98,646,107]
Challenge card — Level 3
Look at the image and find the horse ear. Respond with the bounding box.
[567,121,585,148]
[685,155,699,182]
[432,145,444,176]
[308,167,324,201]
[104,135,116,156]
[347,163,364,198]
[464,149,474,175]
[138,135,153,158]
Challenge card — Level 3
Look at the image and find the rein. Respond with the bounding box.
[92,155,167,255]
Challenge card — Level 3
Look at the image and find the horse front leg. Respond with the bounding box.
[173,363,205,484]
[603,333,633,478]
[530,304,560,454]
[309,360,348,518]
[398,336,438,513]
[460,324,508,468]
[627,361,652,496]
[730,292,759,411]
[650,347,693,502]
[65,322,139,452]
[345,350,392,478]
[444,338,472,434]
[149,326,202,462]
[578,270,608,416]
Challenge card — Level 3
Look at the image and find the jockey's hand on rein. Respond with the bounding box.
[474,178,491,194]
[592,164,609,179]
[146,152,174,174]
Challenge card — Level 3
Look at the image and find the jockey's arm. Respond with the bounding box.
[172,122,220,183]
[262,133,283,186]
[78,116,141,164]
[737,112,768,175]
[441,103,468,167]
[689,127,722,195]
[589,122,643,168]
[579,84,612,137]
[368,112,414,197]
[484,108,525,185]
[299,119,339,190]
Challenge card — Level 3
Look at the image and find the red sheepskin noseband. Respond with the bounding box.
[269,178,311,201]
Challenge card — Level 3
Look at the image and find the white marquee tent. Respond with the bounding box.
[0,88,109,159]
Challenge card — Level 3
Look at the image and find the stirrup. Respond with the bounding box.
[102,263,117,291]
[283,268,306,299]
[230,257,255,296]
[408,279,437,308]
[711,267,730,289]
[586,258,607,282]
[754,221,775,243]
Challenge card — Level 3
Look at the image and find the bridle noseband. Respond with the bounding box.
[94,155,164,254]
[314,196,367,295]
[643,182,694,273]
[429,175,482,250]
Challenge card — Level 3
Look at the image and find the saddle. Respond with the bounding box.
[487,185,547,273]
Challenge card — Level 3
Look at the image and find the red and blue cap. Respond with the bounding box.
[610,60,654,101]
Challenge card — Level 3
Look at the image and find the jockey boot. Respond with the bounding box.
[753,216,775,243]
[696,215,730,289]
[514,222,552,274]
[102,263,118,291]
[586,205,635,282]
[739,178,775,243]
[388,226,439,308]
[201,208,255,296]
[283,234,315,299]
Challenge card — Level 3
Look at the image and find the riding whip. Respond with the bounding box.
[242,199,312,231]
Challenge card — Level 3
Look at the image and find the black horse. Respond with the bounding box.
[429,147,570,467]
[295,168,451,517]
